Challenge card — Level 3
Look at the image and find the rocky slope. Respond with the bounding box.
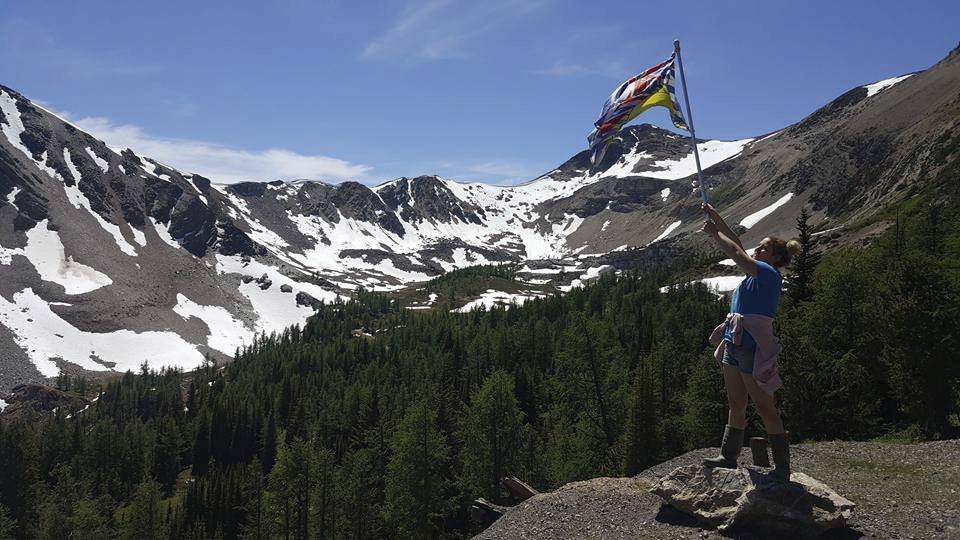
[1,46,957,390]
[474,440,960,539]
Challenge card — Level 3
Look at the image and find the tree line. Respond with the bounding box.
[0,198,957,538]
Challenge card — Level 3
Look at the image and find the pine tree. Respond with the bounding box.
[310,447,336,538]
[122,480,163,540]
[680,352,727,450]
[191,413,211,477]
[384,397,454,538]
[623,355,659,475]
[459,370,526,502]
[266,434,315,538]
[240,464,269,539]
[787,206,820,303]
[153,418,182,494]
[71,498,112,539]
[38,465,76,539]
[335,448,383,538]
[261,409,278,475]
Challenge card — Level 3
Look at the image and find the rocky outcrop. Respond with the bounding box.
[0,383,89,425]
[650,464,855,537]
[473,440,960,540]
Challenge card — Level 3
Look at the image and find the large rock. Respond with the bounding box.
[650,464,855,537]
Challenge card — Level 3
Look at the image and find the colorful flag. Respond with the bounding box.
[587,54,689,165]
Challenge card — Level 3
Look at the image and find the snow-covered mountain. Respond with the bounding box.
[1,45,957,390]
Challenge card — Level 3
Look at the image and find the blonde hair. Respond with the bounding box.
[768,236,802,267]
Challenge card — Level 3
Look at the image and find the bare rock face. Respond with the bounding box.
[0,383,89,425]
[650,464,855,537]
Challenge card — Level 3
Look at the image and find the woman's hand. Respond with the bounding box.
[702,219,719,237]
[701,202,719,220]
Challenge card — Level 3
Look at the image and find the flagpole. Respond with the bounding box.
[673,39,708,204]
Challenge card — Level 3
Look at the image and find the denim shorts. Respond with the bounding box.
[721,341,755,374]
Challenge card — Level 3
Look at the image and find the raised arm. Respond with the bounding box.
[702,219,758,277]
[701,203,744,251]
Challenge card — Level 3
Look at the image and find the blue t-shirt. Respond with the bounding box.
[725,261,782,349]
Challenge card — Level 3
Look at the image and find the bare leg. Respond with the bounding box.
[740,373,785,434]
[703,365,750,468]
[722,365,749,429]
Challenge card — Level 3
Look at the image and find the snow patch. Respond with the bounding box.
[85,147,109,173]
[559,265,611,291]
[173,294,251,355]
[699,275,743,292]
[661,275,743,295]
[0,90,35,160]
[5,186,19,208]
[215,255,340,335]
[602,149,652,178]
[863,74,913,97]
[648,220,681,245]
[739,193,794,229]
[0,288,204,376]
[23,220,112,294]
[149,218,183,251]
[660,187,670,201]
[631,138,753,181]
[129,227,147,247]
[812,226,841,237]
[718,248,756,266]
[451,289,544,313]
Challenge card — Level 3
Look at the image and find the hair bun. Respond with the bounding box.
[786,239,802,257]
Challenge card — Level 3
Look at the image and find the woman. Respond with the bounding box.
[700,202,800,481]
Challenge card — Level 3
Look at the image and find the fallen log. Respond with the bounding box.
[501,476,539,501]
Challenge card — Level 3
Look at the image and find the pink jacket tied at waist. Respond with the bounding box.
[709,313,783,395]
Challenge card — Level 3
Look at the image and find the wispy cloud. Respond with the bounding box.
[52,111,373,184]
[362,0,545,63]
[536,60,630,79]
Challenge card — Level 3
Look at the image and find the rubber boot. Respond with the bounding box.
[768,432,791,481]
[702,425,744,469]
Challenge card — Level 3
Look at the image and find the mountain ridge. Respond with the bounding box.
[1,46,958,390]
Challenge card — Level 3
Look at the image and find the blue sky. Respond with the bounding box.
[2,0,957,185]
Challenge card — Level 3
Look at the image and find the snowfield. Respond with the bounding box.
[0,288,205,377]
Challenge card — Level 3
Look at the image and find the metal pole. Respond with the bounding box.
[673,39,708,204]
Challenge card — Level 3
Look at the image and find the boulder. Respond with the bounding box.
[650,465,854,537]
[280,284,293,293]
[296,291,323,309]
